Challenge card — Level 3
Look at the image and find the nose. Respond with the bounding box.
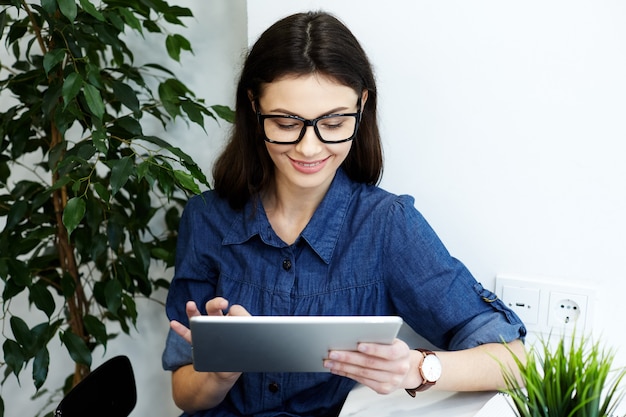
[295,125,322,156]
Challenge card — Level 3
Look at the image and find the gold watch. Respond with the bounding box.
[405,349,442,397]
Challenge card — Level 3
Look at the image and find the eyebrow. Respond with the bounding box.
[265,106,352,118]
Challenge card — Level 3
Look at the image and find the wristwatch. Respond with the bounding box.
[405,349,442,397]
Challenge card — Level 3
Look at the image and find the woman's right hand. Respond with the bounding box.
[170,297,251,413]
[170,297,251,344]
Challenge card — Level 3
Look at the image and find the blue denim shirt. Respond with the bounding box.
[162,169,526,417]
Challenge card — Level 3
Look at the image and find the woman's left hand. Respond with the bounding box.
[323,339,419,394]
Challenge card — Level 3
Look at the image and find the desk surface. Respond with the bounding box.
[338,384,497,417]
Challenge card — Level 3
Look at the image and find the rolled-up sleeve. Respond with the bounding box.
[383,195,526,350]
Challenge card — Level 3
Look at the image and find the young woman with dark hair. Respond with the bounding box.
[162,11,526,417]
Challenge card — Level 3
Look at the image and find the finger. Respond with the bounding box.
[227,304,252,317]
[185,300,202,318]
[323,358,402,394]
[356,339,410,361]
[170,320,192,344]
[205,297,229,316]
[325,350,389,373]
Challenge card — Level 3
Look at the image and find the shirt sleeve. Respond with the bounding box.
[161,194,221,371]
[382,195,526,350]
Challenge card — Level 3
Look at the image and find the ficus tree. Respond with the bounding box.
[0,1,232,415]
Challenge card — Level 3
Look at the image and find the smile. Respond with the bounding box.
[288,156,331,174]
[299,161,322,168]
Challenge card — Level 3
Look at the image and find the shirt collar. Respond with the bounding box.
[222,170,353,264]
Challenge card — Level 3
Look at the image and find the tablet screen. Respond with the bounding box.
[190,315,403,372]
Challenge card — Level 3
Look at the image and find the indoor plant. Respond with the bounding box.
[502,333,626,417]
[0,1,232,415]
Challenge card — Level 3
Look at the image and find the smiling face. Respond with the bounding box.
[256,73,365,196]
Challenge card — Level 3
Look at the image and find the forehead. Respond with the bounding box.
[258,73,358,115]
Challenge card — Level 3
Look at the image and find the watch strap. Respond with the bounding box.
[405,349,438,397]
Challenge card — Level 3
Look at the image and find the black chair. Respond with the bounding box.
[55,355,137,417]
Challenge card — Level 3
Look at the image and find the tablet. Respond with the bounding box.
[190,315,403,372]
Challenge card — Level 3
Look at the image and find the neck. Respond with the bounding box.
[262,178,331,245]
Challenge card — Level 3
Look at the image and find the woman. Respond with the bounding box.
[162,11,526,417]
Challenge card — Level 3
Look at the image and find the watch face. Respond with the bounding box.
[422,354,442,382]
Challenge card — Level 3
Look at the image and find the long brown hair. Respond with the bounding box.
[212,11,383,210]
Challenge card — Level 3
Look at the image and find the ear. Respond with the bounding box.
[360,89,369,109]
[247,90,257,112]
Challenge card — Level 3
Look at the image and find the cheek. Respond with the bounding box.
[265,143,288,162]
[336,143,353,161]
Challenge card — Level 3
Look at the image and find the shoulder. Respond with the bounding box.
[183,189,237,217]
[179,190,244,234]
[350,182,418,218]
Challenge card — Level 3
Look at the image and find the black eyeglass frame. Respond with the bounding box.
[255,98,362,145]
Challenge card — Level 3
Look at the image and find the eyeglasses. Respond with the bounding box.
[256,98,362,144]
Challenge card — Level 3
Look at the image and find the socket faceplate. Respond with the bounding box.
[495,275,594,336]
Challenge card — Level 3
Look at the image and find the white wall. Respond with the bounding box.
[247,1,626,363]
[4,1,626,415]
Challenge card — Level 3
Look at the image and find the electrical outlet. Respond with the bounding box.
[495,275,595,337]
[501,285,540,325]
[547,291,588,335]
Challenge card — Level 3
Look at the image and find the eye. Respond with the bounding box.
[271,118,301,130]
[319,116,347,130]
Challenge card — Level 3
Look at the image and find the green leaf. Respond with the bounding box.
[10,316,34,353]
[104,279,122,314]
[211,104,235,123]
[62,72,83,107]
[33,347,50,389]
[3,339,25,378]
[2,279,25,301]
[112,81,140,112]
[5,199,27,230]
[109,156,134,196]
[143,63,175,76]
[30,283,56,318]
[0,258,7,280]
[41,0,57,15]
[43,49,66,75]
[92,127,108,154]
[57,0,78,22]
[165,34,192,62]
[118,7,142,32]
[83,314,107,347]
[174,170,200,194]
[62,197,86,237]
[131,239,150,274]
[8,259,31,287]
[61,331,92,367]
[181,101,204,128]
[0,10,6,41]
[78,0,105,21]
[83,82,105,120]
[93,182,110,203]
[61,272,76,298]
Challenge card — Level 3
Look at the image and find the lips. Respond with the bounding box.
[289,155,330,173]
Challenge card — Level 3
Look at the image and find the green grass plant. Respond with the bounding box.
[502,333,626,417]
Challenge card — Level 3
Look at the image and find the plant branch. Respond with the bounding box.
[20,0,47,55]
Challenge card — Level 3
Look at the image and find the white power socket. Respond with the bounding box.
[548,291,588,335]
[495,275,594,336]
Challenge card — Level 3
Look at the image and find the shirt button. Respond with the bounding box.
[282,259,292,271]
[268,382,279,393]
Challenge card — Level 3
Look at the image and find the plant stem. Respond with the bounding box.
[50,121,91,386]
[20,0,48,55]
